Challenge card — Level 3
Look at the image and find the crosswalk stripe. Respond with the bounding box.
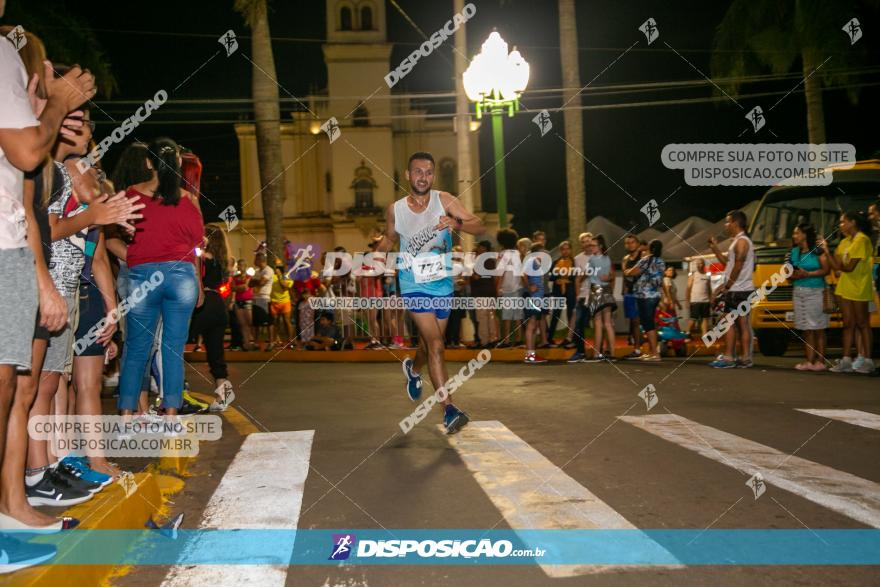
[161,430,314,586]
[797,409,880,432]
[445,421,680,577]
[619,414,880,528]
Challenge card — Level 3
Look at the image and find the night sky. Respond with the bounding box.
[8,0,879,243]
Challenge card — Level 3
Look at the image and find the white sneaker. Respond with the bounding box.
[830,357,853,373]
[163,416,185,438]
[209,381,236,412]
[852,356,866,371]
[135,408,165,426]
[854,358,876,375]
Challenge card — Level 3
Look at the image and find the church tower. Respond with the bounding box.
[322,0,395,219]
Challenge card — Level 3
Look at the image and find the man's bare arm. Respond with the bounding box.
[0,63,96,171]
[375,203,399,253]
[708,237,728,264]
[439,192,484,235]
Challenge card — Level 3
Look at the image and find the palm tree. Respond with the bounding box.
[235,0,286,266]
[712,0,868,144]
[558,0,587,239]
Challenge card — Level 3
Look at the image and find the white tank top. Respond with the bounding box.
[724,232,755,292]
[393,190,453,295]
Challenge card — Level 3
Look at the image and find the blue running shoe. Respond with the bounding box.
[402,358,422,402]
[61,456,112,487]
[0,533,56,572]
[708,357,737,369]
[443,405,469,435]
[566,352,585,363]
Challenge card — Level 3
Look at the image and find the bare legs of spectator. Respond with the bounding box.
[722,313,752,362]
[476,309,498,346]
[630,317,642,351]
[26,370,61,475]
[842,299,872,360]
[803,328,827,366]
[0,342,58,526]
[366,309,381,346]
[235,305,254,349]
[73,354,119,478]
[275,309,292,347]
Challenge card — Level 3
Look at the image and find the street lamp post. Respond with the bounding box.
[462,31,529,230]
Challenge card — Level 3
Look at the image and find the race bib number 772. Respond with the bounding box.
[413,254,446,283]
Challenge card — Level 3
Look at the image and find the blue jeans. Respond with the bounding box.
[118,262,198,411]
[572,298,592,354]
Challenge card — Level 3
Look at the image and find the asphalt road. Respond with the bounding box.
[119,353,880,587]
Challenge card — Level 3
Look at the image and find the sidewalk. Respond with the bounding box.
[185,335,721,363]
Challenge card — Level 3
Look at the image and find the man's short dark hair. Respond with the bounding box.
[477,239,492,251]
[532,230,545,240]
[408,152,435,169]
[727,210,749,230]
[496,228,519,250]
[624,233,639,241]
[649,239,663,257]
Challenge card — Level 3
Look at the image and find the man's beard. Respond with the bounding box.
[410,183,430,196]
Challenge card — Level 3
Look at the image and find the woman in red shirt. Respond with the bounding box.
[117,137,204,418]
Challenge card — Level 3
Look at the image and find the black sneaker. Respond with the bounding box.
[54,463,103,494]
[0,533,57,574]
[26,470,93,507]
[179,395,206,416]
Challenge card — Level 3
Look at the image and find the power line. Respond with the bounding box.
[30,24,870,55]
[92,80,880,125]
[92,65,880,107]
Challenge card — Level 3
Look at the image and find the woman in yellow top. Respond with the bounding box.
[820,211,876,374]
[268,265,294,350]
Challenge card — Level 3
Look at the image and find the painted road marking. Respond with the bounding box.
[191,391,259,435]
[797,409,880,432]
[445,421,680,577]
[620,414,880,528]
[162,430,314,586]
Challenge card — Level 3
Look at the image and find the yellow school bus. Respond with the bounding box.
[746,160,880,355]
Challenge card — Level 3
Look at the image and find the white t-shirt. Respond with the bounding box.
[253,266,274,300]
[498,249,522,295]
[0,41,39,250]
[689,271,711,303]
[574,252,592,300]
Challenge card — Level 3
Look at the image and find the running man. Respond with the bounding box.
[375,152,484,434]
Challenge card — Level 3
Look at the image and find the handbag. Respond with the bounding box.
[822,285,838,314]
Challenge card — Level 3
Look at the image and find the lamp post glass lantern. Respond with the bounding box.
[462,31,529,229]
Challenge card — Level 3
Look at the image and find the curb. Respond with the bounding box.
[185,343,722,363]
[12,471,164,586]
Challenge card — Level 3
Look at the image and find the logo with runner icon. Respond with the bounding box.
[329,533,356,560]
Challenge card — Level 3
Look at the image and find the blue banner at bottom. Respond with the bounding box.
[8,529,880,565]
